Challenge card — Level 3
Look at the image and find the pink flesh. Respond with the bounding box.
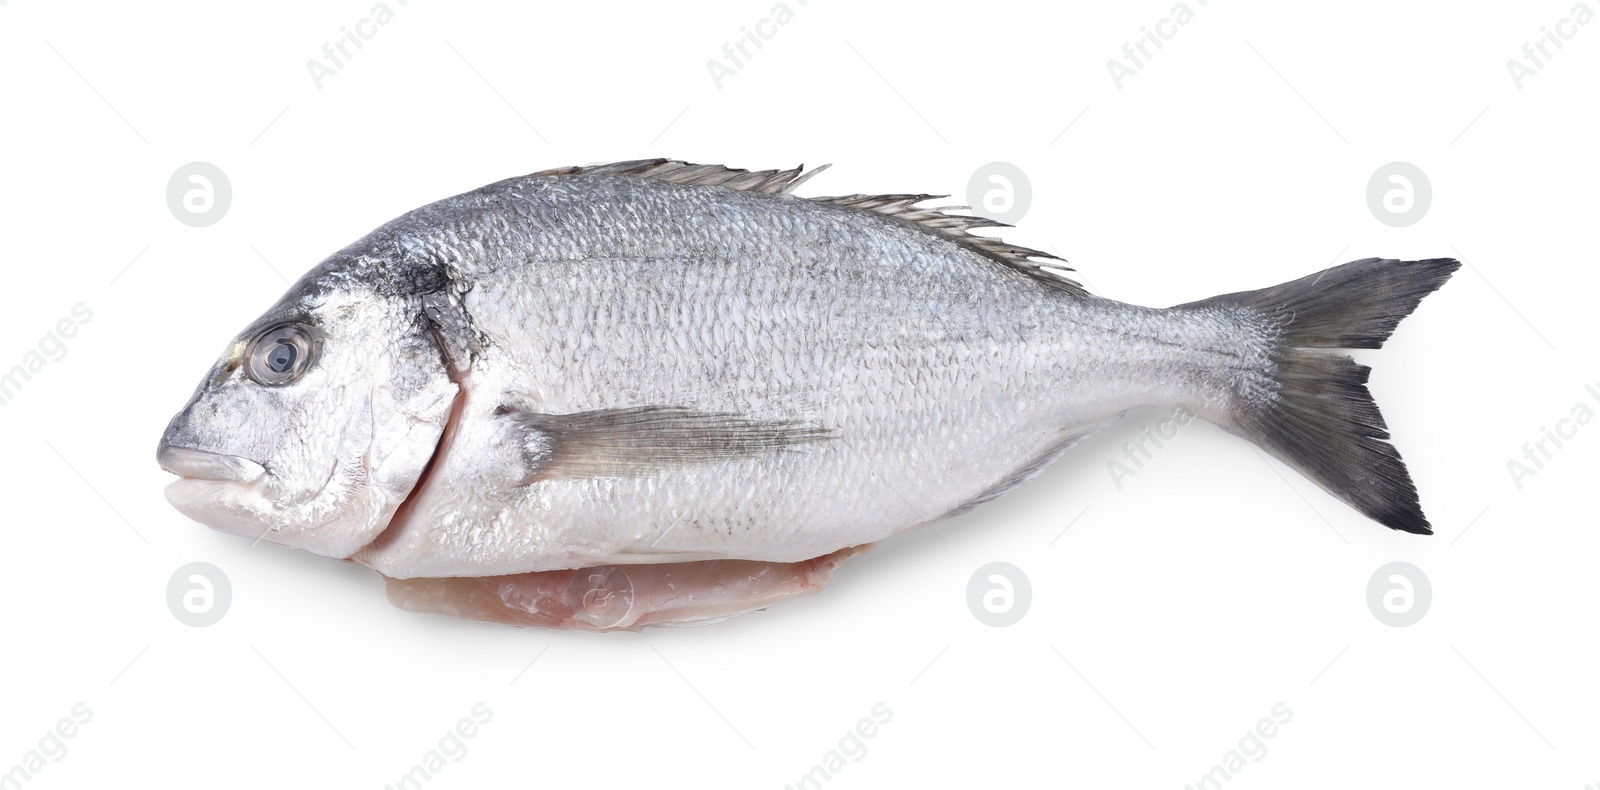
[383,544,873,631]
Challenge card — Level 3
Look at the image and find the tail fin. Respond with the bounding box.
[1179,258,1460,534]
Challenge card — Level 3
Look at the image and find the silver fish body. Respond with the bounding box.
[158,160,1458,629]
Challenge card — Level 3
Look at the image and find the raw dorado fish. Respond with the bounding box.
[157,160,1459,631]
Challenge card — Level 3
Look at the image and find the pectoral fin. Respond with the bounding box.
[499,405,833,483]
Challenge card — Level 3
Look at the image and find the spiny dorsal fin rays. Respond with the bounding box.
[529,159,830,195]
[809,192,1083,295]
[531,160,1086,296]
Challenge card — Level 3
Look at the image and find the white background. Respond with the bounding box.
[2,1,1596,787]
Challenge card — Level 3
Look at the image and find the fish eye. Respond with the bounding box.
[244,323,317,386]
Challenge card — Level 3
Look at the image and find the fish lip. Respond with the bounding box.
[157,444,266,484]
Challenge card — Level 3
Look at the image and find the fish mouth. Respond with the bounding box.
[157,444,266,484]
[159,444,271,540]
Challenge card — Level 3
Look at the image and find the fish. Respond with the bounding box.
[157,159,1459,631]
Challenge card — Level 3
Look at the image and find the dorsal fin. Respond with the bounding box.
[530,159,1086,296]
[529,158,829,195]
[808,192,1083,295]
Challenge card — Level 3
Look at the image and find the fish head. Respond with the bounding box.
[157,270,460,558]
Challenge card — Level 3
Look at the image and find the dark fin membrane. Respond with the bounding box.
[1179,258,1461,534]
[1182,257,1461,350]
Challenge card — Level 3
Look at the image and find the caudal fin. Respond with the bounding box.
[1179,258,1460,534]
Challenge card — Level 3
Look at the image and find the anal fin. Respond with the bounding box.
[948,416,1122,516]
